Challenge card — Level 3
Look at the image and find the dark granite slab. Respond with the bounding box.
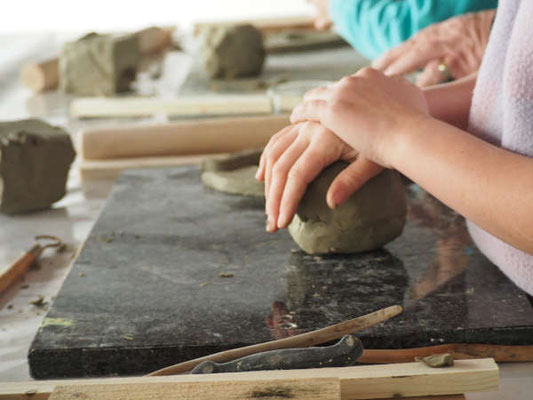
[29,167,533,378]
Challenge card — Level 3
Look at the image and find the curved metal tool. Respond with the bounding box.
[191,334,363,374]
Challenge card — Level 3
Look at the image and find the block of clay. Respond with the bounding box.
[60,33,140,96]
[0,119,76,214]
[201,148,262,172]
[201,165,264,197]
[201,24,265,79]
[288,162,407,254]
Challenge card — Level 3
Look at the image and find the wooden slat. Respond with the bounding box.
[49,378,340,400]
[70,95,272,119]
[79,154,226,181]
[0,359,498,400]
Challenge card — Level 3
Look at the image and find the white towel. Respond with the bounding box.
[468,0,533,295]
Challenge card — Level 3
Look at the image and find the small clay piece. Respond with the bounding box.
[0,119,76,214]
[201,148,262,172]
[202,166,264,197]
[288,161,407,254]
[60,33,140,96]
[416,353,454,368]
[201,24,265,79]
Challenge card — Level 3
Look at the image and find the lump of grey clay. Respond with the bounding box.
[0,119,76,214]
[201,24,265,79]
[288,161,407,254]
[201,148,262,172]
[60,32,140,96]
[202,165,264,197]
[416,353,454,368]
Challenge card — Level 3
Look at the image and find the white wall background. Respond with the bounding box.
[0,0,314,33]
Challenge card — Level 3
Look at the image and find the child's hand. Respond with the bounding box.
[290,67,430,167]
[256,121,383,232]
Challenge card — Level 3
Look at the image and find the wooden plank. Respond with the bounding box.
[0,359,498,400]
[70,94,272,119]
[49,378,340,400]
[79,154,226,181]
[80,114,289,160]
[360,344,533,363]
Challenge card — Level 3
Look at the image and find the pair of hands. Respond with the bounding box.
[256,68,429,233]
[373,10,495,87]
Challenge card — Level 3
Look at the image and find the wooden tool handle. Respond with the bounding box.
[0,245,40,294]
[81,114,290,160]
[148,305,402,376]
[20,27,173,93]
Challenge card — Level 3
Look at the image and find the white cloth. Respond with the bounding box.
[467,0,533,295]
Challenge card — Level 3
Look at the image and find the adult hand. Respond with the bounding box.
[372,9,495,87]
[308,0,332,30]
[256,121,383,232]
[291,67,429,167]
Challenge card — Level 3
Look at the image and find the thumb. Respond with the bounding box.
[326,157,384,209]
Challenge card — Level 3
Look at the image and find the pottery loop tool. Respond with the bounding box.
[148,305,401,375]
[192,334,364,374]
[0,235,65,294]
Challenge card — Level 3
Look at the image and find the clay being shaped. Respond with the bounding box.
[0,119,76,214]
[201,24,265,79]
[288,161,407,254]
[60,32,140,96]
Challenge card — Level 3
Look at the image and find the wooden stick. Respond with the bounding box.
[0,245,40,294]
[20,27,173,93]
[0,359,498,400]
[148,305,402,376]
[70,94,273,119]
[361,343,533,364]
[80,114,289,160]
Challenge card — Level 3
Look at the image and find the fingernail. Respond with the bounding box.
[277,214,287,228]
[266,217,274,232]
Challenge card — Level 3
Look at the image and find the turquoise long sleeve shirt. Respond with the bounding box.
[330,0,498,59]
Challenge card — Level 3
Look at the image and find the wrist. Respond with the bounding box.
[387,113,436,171]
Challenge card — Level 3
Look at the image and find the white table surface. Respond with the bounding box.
[0,33,532,399]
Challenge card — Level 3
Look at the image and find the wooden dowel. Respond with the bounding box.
[80,114,289,160]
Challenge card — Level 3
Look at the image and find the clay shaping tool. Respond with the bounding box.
[0,235,65,294]
[148,304,402,376]
[191,334,364,374]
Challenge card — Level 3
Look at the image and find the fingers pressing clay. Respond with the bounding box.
[326,157,383,209]
[266,137,309,232]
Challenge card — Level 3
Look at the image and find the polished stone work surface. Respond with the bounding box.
[29,167,533,378]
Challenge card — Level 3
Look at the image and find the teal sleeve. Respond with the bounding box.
[329,0,498,60]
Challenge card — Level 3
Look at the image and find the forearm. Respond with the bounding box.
[422,73,477,129]
[392,116,533,254]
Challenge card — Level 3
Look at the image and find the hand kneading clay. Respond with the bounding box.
[288,162,407,254]
[0,119,76,214]
[201,24,265,79]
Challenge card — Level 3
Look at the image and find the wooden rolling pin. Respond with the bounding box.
[81,114,290,160]
[20,26,173,93]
